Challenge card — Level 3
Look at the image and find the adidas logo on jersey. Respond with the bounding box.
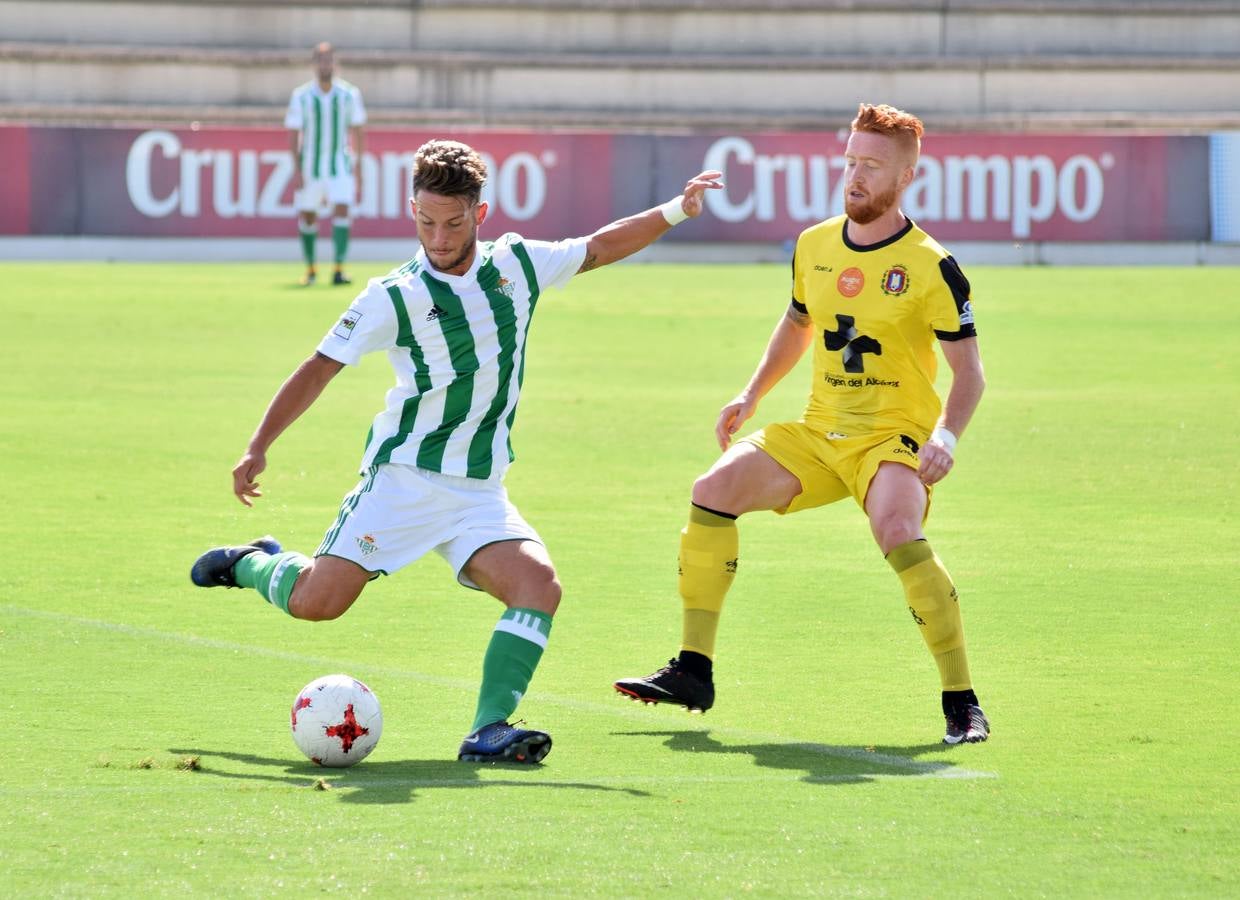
[425,304,448,322]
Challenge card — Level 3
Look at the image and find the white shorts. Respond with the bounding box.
[294,174,355,214]
[315,463,542,590]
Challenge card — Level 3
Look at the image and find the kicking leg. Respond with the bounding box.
[192,539,370,622]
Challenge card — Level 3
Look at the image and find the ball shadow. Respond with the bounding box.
[168,747,651,804]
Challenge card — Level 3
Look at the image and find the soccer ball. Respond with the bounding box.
[290,674,383,767]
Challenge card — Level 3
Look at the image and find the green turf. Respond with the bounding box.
[1,261,1237,896]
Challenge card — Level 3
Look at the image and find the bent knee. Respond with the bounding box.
[290,584,362,622]
[529,569,562,615]
[507,566,561,616]
[871,517,924,555]
[691,470,732,511]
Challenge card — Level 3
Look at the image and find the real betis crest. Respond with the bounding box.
[881,265,910,296]
[480,262,517,298]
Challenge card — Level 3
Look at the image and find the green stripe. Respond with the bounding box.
[330,93,339,177]
[510,240,541,301]
[317,467,379,556]
[416,272,480,472]
[296,95,304,170]
[501,240,542,461]
[311,95,323,178]
[371,283,433,466]
[466,257,521,478]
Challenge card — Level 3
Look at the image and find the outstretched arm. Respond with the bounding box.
[918,336,985,486]
[577,170,724,273]
[715,303,816,451]
[232,352,346,506]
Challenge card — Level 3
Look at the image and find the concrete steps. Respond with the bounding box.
[2,1,1238,130]
[5,0,1240,57]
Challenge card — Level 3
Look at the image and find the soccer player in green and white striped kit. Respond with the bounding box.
[192,139,723,763]
[285,42,366,287]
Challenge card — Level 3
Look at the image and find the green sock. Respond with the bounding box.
[470,608,552,733]
[332,221,350,265]
[299,225,317,266]
[233,551,309,615]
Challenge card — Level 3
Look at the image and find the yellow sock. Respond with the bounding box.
[886,539,972,691]
[678,505,738,659]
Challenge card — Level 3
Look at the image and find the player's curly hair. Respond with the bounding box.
[851,103,923,163]
[412,140,488,203]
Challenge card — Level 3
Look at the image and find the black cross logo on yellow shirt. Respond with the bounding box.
[823,314,882,373]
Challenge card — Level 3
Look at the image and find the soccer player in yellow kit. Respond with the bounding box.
[615,104,990,744]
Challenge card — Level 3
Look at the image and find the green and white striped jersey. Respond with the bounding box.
[284,79,367,180]
[317,233,589,480]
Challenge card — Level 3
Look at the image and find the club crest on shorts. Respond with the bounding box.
[881,266,910,296]
[356,534,379,556]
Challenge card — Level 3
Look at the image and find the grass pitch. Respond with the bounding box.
[1,260,1237,896]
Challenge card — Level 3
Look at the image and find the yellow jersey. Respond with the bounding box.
[791,215,976,441]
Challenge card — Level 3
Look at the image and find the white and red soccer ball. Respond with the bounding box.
[290,674,383,767]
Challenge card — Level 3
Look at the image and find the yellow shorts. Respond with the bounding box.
[740,421,930,516]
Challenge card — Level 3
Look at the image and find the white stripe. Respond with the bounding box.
[2,604,994,781]
[439,289,503,474]
[493,616,548,649]
[267,555,295,599]
[435,248,530,476]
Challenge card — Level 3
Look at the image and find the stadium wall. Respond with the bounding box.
[2,124,1238,264]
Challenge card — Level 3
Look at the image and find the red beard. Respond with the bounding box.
[845,183,900,225]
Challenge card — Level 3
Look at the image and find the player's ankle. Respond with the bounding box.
[677,650,713,681]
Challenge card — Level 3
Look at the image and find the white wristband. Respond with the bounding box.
[931,426,958,454]
[659,196,688,226]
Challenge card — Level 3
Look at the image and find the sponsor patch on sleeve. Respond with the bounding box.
[333,311,362,340]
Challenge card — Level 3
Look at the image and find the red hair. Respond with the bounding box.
[851,103,923,163]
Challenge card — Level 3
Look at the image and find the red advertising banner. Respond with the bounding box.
[0,126,32,235]
[0,125,1210,242]
[658,132,1208,243]
[21,126,614,239]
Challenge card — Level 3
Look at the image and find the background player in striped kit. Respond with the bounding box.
[285,42,366,287]
[192,139,723,763]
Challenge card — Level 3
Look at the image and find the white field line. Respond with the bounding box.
[0,771,976,799]
[3,604,996,781]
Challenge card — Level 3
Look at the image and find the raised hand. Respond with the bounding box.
[679,170,725,218]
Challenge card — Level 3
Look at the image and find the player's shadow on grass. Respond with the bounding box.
[168,747,650,804]
[612,730,971,786]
